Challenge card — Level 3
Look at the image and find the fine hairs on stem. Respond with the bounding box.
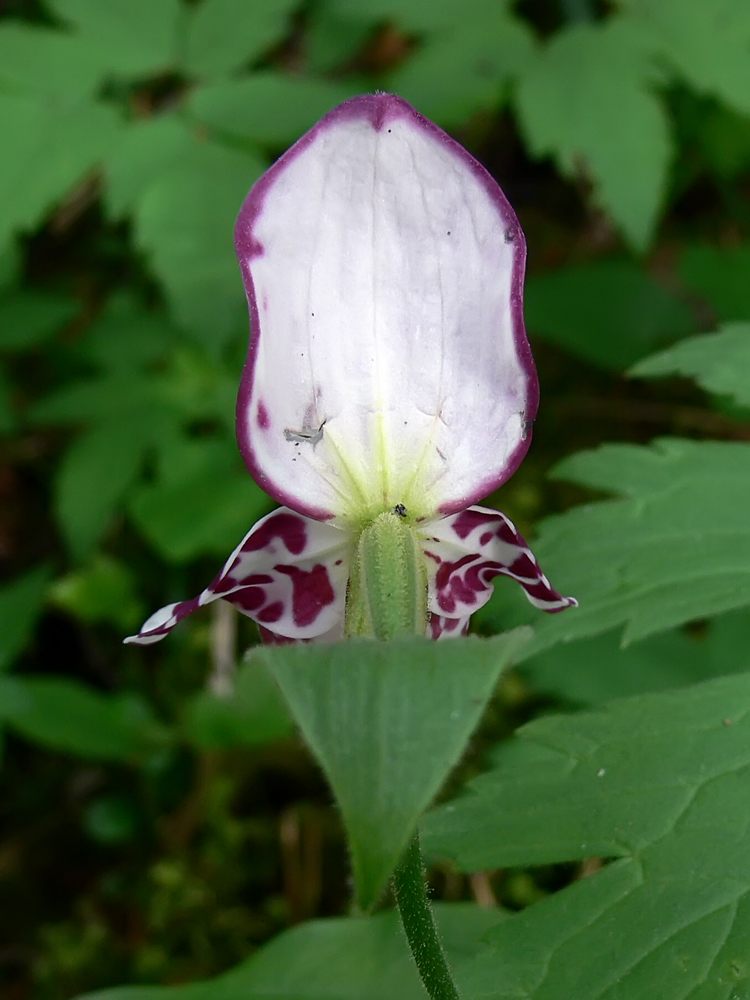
[391,833,461,1000]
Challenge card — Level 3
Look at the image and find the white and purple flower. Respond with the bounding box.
[126,94,576,647]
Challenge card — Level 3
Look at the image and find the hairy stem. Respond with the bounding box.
[392,833,461,1000]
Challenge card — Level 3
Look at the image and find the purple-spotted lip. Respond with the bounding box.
[234,92,539,522]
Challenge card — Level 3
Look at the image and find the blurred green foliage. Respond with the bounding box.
[1,0,750,998]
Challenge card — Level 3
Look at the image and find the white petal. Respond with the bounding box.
[427,614,471,639]
[235,94,536,524]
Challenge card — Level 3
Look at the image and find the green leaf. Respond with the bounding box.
[0,240,19,291]
[81,295,175,373]
[0,673,33,718]
[524,259,695,370]
[0,24,103,98]
[0,290,78,350]
[306,6,374,75]
[623,0,750,118]
[673,92,750,182]
[522,609,750,705]
[515,19,670,250]
[83,793,139,844]
[74,903,505,1000]
[182,0,298,79]
[630,321,750,406]
[679,242,750,321]
[56,418,151,559]
[49,0,182,77]
[188,72,357,148]
[423,673,750,999]
[327,0,505,33]
[129,438,270,562]
[183,658,293,750]
[105,117,195,220]
[49,556,144,631]
[388,13,533,125]
[4,676,170,762]
[0,94,120,244]
[133,133,265,347]
[259,631,531,909]
[30,371,167,423]
[0,363,13,433]
[157,348,238,429]
[483,438,750,655]
[0,566,51,671]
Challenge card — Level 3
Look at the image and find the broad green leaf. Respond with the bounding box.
[524,259,694,370]
[183,659,293,750]
[75,903,506,1000]
[133,134,265,347]
[105,117,195,219]
[0,566,51,671]
[157,347,238,430]
[622,0,750,117]
[81,295,175,373]
[0,364,13,433]
[129,438,270,562]
[522,608,750,705]
[423,673,750,999]
[552,435,750,498]
[306,5,374,74]
[0,24,103,98]
[630,321,750,406]
[260,631,531,909]
[0,673,32,717]
[482,438,750,654]
[49,556,144,631]
[49,0,182,77]
[4,676,170,762]
[0,240,19,290]
[327,0,505,32]
[0,95,120,244]
[515,19,670,250]
[83,793,139,844]
[182,0,298,79]
[389,13,533,125]
[672,92,750,182]
[31,372,168,423]
[56,418,151,559]
[188,73,357,148]
[679,242,750,321]
[0,290,78,350]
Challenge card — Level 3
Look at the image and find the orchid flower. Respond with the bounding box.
[126,94,576,648]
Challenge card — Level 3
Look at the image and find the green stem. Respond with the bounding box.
[346,511,456,995]
[392,833,461,1000]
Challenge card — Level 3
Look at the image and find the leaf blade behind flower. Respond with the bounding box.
[259,630,531,909]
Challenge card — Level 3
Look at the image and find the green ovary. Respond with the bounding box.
[344,511,429,640]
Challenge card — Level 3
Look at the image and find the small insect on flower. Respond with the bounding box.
[126,94,576,647]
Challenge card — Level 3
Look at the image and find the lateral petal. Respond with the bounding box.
[420,505,577,619]
[125,508,352,644]
[258,620,345,646]
[428,614,471,640]
[235,93,536,524]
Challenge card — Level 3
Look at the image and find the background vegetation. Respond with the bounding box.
[2,1,750,997]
